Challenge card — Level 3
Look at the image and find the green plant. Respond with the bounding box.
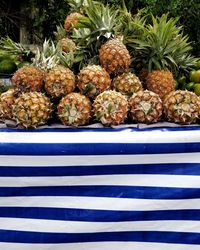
[128,14,198,76]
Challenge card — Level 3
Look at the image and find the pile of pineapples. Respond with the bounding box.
[0,0,200,128]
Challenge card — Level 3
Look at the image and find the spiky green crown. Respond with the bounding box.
[70,0,148,69]
[73,2,118,41]
[66,0,89,13]
[0,37,34,62]
[128,14,198,75]
[32,39,76,70]
[54,25,67,41]
[71,0,121,66]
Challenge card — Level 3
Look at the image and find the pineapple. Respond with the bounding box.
[112,72,143,97]
[93,90,128,126]
[33,40,76,99]
[163,90,200,124]
[64,0,89,31]
[59,38,76,53]
[146,70,176,100]
[57,92,91,126]
[77,65,111,98]
[129,90,163,124]
[128,14,197,99]
[64,12,83,31]
[54,25,76,53]
[45,65,76,98]
[0,89,16,120]
[12,92,52,128]
[11,66,45,93]
[99,38,131,77]
[71,1,120,68]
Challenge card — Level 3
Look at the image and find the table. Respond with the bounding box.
[0,126,200,250]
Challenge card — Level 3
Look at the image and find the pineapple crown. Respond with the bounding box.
[128,14,198,75]
[71,0,121,66]
[54,25,67,41]
[70,0,148,69]
[65,0,89,13]
[73,0,119,43]
[32,39,75,70]
[0,37,34,62]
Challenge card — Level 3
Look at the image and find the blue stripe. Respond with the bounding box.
[0,186,199,199]
[0,207,200,222]
[0,230,200,244]
[1,142,200,155]
[0,126,200,132]
[0,163,200,176]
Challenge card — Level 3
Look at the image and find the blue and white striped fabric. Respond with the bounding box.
[0,127,200,249]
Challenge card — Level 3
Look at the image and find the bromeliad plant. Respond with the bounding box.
[71,0,120,66]
[127,14,198,100]
[128,14,198,75]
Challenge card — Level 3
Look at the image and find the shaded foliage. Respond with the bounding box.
[0,0,199,55]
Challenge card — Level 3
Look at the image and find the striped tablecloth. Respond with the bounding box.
[0,127,200,249]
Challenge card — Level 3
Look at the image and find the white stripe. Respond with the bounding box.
[0,218,199,233]
[1,242,200,250]
[0,152,200,166]
[1,174,200,188]
[0,196,200,211]
[1,130,200,143]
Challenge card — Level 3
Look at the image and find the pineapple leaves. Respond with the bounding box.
[128,13,197,74]
[71,0,122,63]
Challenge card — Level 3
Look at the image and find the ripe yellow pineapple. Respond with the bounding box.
[99,38,131,77]
[146,70,175,100]
[45,65,76,98]
[12,92,52,128]
[64,12,83,31]
[93,90,128,126]
[77,65,111,98]
[129,90,163,124]
[0,89,16,120]
[58,93,92,126]
[112,72,143,97]
[163,90,200,124]
[11,66,45,93]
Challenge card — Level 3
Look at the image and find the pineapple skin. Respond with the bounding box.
[0,89,16,120]
[164,90,200,124]
[77,65,111,99]
[112,72,143,97]
[146,70,175,100]
[93,90,128,126]
[64,12,83,31]
[12,92,52,128]
[58,93,92,126]
[59,38,76,53]
[129,90,163,124]
[99,39,131,77]
[45,65,76,98]
[11,66,45,93]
